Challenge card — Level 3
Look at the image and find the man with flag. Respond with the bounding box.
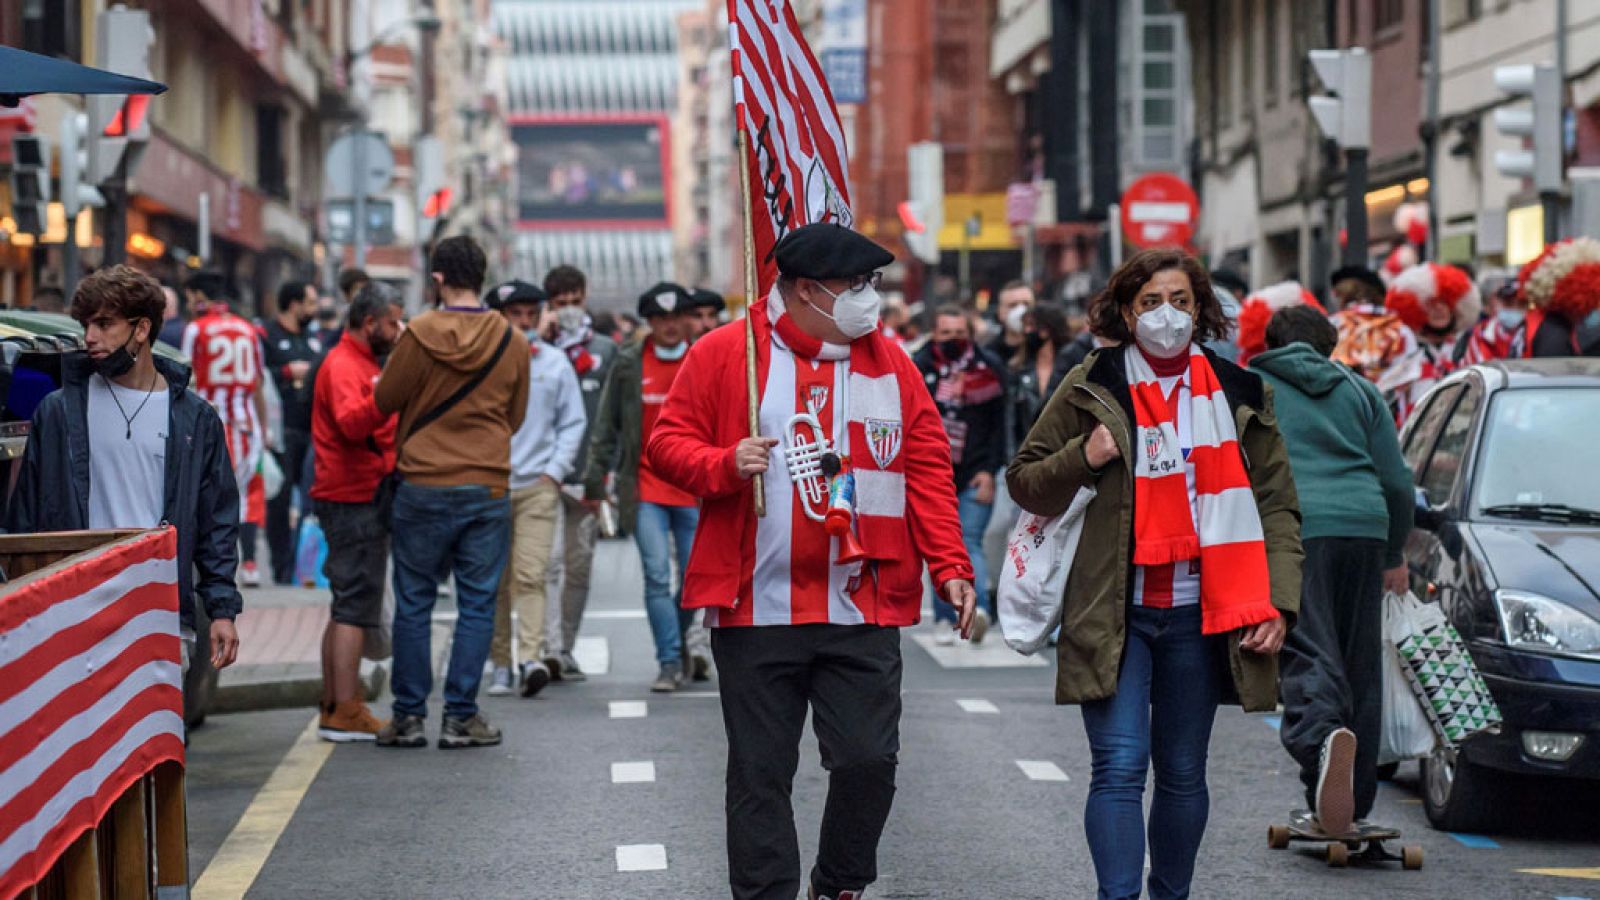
[648,223,976,900]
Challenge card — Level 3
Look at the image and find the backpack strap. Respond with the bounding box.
[403,325,514,444]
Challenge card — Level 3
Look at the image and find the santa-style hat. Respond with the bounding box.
[1518,237,1600,320]
[1384,263,1481,333]
[1237,281,1326,363]
[1381,244,1418,284]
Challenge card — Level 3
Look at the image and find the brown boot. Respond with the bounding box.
[318,700,386,743]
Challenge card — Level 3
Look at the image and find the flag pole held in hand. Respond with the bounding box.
[737,128,766,518]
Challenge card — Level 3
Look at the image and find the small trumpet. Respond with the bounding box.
[784,411,837,523]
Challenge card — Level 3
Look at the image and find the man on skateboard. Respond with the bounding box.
[648,223,976,900]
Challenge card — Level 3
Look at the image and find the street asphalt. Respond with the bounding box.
[185,540,1600,899]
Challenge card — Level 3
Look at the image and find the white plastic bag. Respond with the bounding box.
[998,486,1095,655]
[261,450,285,501]
[1379,590,1438,764]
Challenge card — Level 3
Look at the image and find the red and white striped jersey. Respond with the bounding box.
[1133,373,1200,609]
[182,309,264,485]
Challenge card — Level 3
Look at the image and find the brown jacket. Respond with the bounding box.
[375,308,529,490]
[1006,346,1303,712]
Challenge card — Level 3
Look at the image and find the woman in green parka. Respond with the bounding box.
[1006,248,1303,900]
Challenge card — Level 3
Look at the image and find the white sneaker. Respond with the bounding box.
[934,627,956,646]
[970,608,991,644]
[487,667,514,696]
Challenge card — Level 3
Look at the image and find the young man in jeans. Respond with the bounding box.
[485,280,587,698]
[311,285,401,741]
[374,236,529,748]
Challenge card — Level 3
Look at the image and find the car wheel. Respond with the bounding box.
[1421,741,1500,833]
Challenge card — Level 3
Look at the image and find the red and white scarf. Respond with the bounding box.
[1128,345,1276,635]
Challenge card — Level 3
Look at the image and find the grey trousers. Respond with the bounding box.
[544,490,598,656]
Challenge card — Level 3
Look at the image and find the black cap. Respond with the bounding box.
[774,222,894,281]
[485,280,547,311]
[1329,265,1386,297]
[690,288,725,313]
[637,282,693,319]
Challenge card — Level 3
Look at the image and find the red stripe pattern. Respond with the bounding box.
[729,0,855,295]
[0,529,183,899]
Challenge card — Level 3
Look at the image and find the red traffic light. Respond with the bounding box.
[422,187,452,219]
[104,94,151,138]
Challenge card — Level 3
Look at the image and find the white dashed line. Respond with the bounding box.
[615,844,668,872]
[611,761,656,784]
[609,701,649,719]
[1015,760,1070,782]
[956,698,999,714]
[672,691,721,699]
[573,635,611,675]
[588,609,649,620]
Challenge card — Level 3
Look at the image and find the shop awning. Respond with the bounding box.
[0,46,166,107]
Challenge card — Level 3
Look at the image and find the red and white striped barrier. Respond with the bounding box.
[0,528,183,899]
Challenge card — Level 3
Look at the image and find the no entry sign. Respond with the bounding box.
[1120,173,1199,249]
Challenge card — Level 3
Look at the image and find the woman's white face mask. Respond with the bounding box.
[1134,303,1194,358]
[810,281,883,340]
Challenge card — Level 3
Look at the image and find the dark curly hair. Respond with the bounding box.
[72,265,166,334]
[1088,248,1228,344]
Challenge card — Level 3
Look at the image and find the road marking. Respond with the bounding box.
[616,844,668,872]
[910,633,1048,668]
[1261,715,1282,731]
[573,635,611,675]
[1448,833,1501,848]
[673,690,721,699]
[609,701,649,719]
[1524,869,1600,880]
[956,698,999,714]
[588,609,649,620]
[1015,760,1070,782]
[192,716,332,900]
[612,761,656,784]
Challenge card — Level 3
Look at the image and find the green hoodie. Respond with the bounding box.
[1250,342,1413,566]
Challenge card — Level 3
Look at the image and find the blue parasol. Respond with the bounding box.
[0,45,167,107]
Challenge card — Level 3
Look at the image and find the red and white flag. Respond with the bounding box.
[729,0,855,294]
[0,529,184,898]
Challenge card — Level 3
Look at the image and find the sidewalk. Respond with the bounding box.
[215,584,387,714]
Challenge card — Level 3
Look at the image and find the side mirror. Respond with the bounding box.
[1413,486,1442,531]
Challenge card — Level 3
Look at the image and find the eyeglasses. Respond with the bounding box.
[848,271,884,292]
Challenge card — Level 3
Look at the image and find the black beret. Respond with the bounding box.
[485,280,547,310]
[1329,265,1386,296]
[774,222,894,281]
[690,288,725,312]
[637,282,693,319]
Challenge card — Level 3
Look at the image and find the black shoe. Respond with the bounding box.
[690,652,711,682]
[520,661,552,698]
[542,654,563,682]
[651,663,683,693]
[438,713,502,748]
[375,714,426,748]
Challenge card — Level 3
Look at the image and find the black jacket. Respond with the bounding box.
[6,354,243,629]
[912,343,1009,488]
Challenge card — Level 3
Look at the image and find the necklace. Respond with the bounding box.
[102,369,161,439]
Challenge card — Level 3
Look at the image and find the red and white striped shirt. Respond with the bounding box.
[1133,372,1200,609]
[182,308,263,485]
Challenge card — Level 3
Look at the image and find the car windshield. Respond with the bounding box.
[1474,387,1600,521]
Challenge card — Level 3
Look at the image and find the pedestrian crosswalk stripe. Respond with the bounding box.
[672,691,721,699]
[588,609,649,620]
[609,701,648,719]
[612,761,656,784]
[574,635,610,675]
[910,633,1048,668]
[956,698,999,714]
[616,844,668,872]
[1015,760,1070,782]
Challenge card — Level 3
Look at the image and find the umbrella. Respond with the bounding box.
[0,45,167,107]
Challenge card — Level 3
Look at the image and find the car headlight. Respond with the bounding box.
[1494,589,1600,660]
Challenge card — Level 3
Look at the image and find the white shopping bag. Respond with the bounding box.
[1379,590,1438,764]
[998,486,1096,655]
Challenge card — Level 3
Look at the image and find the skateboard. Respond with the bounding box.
[1267,810,1424,869]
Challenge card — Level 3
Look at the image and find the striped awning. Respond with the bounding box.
[494,1,697,57]
[505,54,681,115]
[513,229,675,310]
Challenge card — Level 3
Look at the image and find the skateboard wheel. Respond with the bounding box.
[1402,845,1423,870]
[1326,843,1349,867]
[1268,825,1291,849]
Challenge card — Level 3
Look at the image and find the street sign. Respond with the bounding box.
[326,198,395,246]
[1119,172,1198,249]
[1005,182,1040,227]
[324,131,394,199]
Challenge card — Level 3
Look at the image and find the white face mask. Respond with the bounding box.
[811,282,883,340]
[1496,308,1526,330]
[1134,303,1194,358]
[1005,303,1029,334]
[652,340,688,361]
[556,306,588,335]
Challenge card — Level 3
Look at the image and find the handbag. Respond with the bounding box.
[1378,591,1438,764]
[997,486,1096,655]
[1388,590,1503,747]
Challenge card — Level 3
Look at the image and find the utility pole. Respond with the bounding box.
[1424,0,1440,261]
[1309,48,1373,267]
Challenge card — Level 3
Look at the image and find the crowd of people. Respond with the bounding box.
[8,222,1600,900]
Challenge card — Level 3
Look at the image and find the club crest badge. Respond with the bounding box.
[807,385,830,415]
[865,418,902,469]
[1143,427,1164,460]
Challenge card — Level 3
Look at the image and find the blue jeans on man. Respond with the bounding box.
[1080,604,1222,900]
[933,483,995,623]
[634,500,699,665]
[389,482,511,721]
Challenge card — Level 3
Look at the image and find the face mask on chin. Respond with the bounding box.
[810,282,882,340]
[94,322,144,379]
[1496,308,1526,330]
[1133,303,1194,359]
[652,339,688,361]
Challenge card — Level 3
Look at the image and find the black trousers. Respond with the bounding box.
[1279,537,1386,820]
[711,624,902,900]
[267,428,311,585]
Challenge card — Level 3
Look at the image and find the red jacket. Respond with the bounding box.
[312,334,397,503]
[646,298,972,627]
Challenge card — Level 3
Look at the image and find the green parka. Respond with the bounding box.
[1006,346,1303,712]
[583,341,645,534]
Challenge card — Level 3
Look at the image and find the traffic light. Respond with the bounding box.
[1492,62,1561,194]
[903,142,943,266]
[60,111,105,220]
[8,134,50,236]
[86,5,155,186]
[422,188,452,219]
[1307,48,1371,150]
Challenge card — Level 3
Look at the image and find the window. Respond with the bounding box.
[21,0,81,61]
[1420,385,1482,507]
[1402,383,1462,475]
[1474,388,1600,513]
[1240,0,1254,109]
[1263,0,1279,107]
[1374,0,1405,34]
[256,106,287,199]
[1134,12,1185,169]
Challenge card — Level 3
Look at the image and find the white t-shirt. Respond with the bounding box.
[86,375,170,529]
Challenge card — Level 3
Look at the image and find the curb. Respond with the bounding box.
[212,660,389,715]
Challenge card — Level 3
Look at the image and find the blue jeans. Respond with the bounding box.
[635,501,699,665]
[390,482,511,721]
[1081,605,1222,900]
[933,484,994,623]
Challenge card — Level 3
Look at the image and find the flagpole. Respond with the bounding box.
[737,128,767,519]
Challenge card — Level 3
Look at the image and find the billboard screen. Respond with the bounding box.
[513,121,668,224]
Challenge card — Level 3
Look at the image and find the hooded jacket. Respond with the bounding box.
[5,354,242,630]
[1249,342,1414,566]
[375,308,529,490]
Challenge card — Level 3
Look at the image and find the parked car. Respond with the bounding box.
[1399,358,1600,832]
